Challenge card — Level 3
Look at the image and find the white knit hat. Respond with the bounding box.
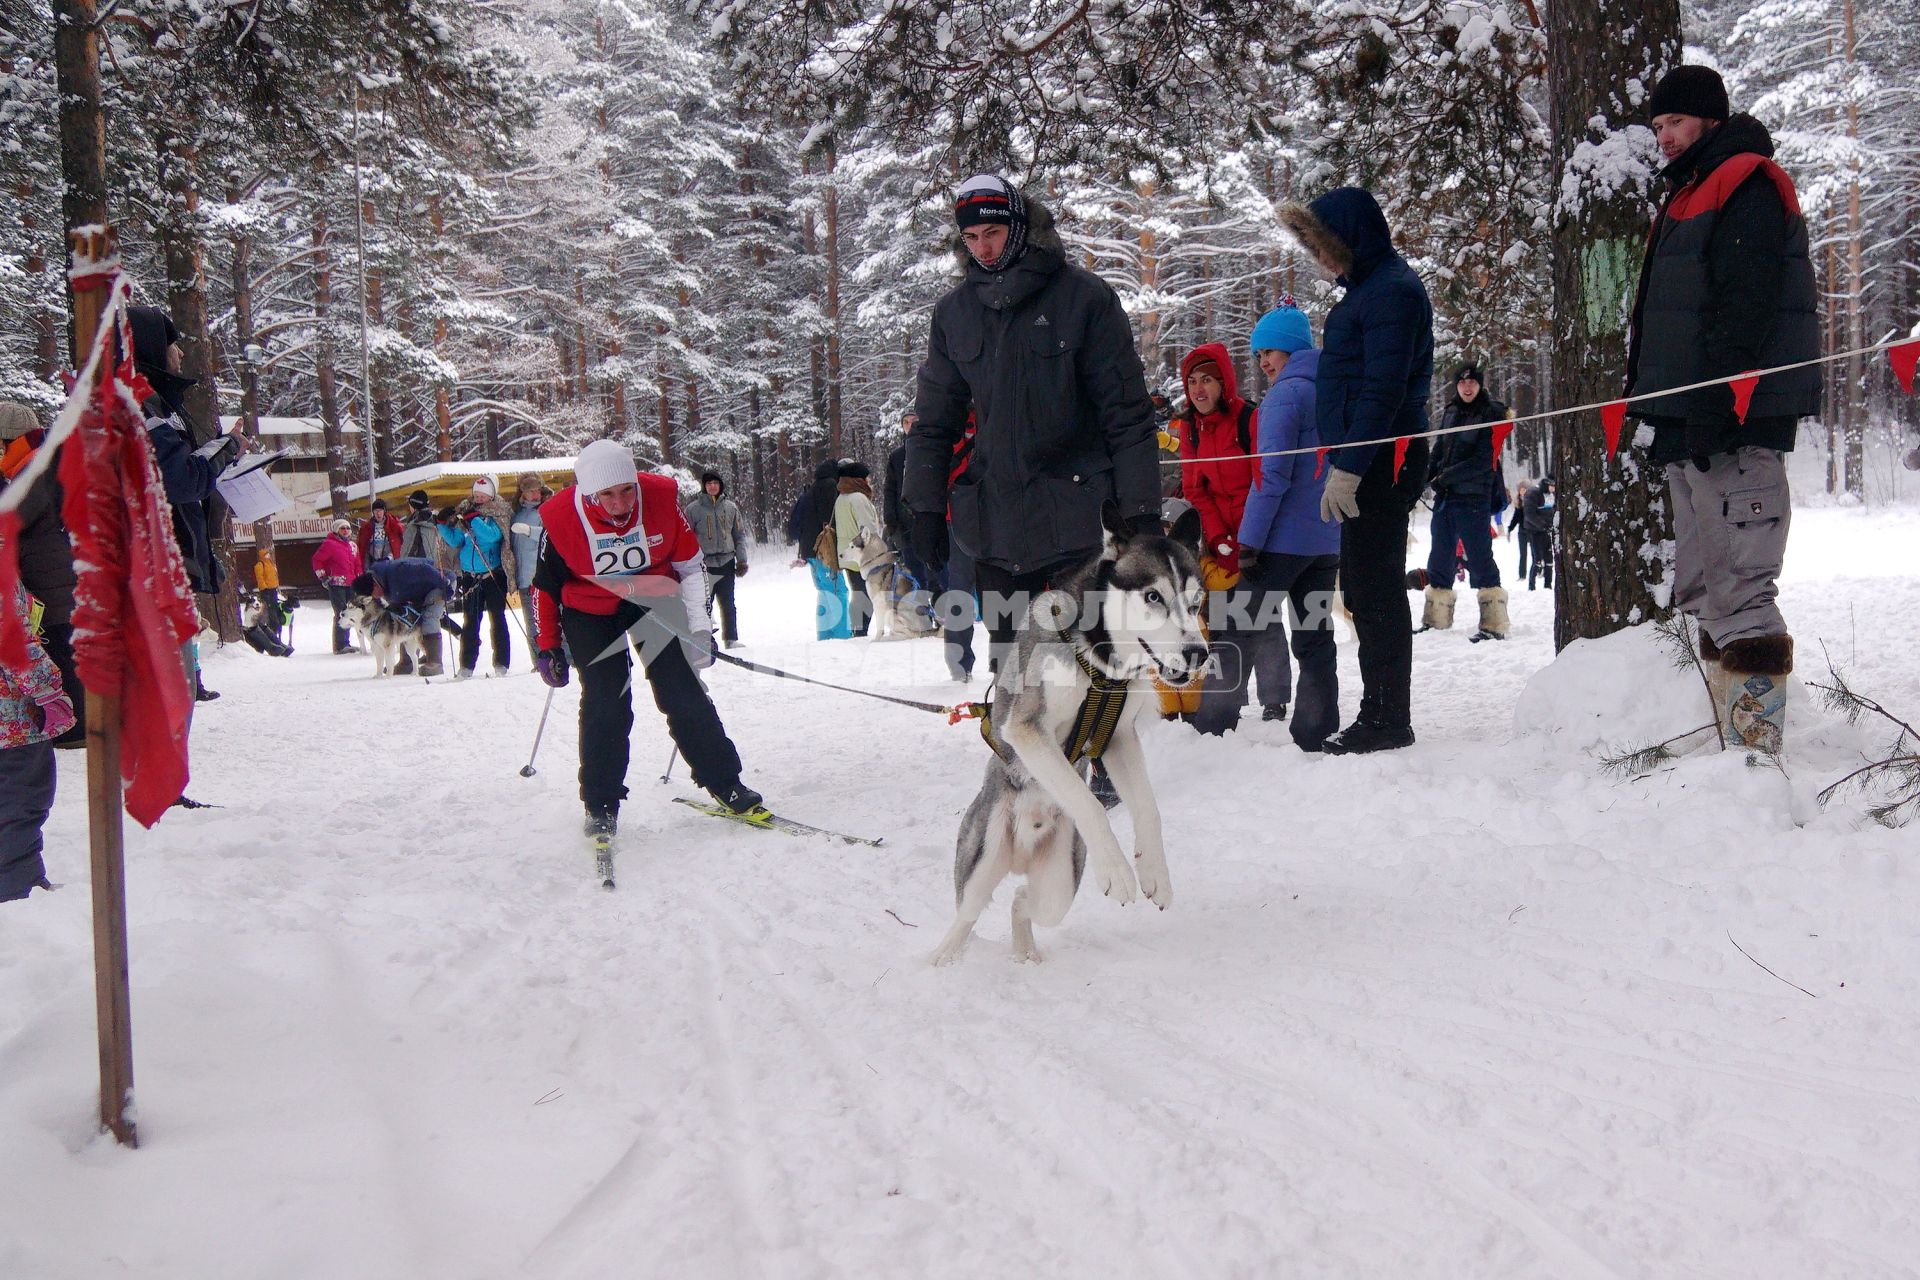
[471,475,497,499]
[574,439,638,497]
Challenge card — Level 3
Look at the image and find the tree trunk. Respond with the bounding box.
[1545,0,1681,650]
[1841,0,1866,498]
[313,210,349,516]
[52,0,108,364]
[362,197,394,476]
[823,146,845,457]
[228,189,274,598]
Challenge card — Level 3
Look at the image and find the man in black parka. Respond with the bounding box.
[1626,66,1819,752]
[904,174,1160,667]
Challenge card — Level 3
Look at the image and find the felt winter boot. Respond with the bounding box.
[1470,586,1510,642]
[1719,633,1792,754]
[1419,585,1456,632]
[417,633,445,679]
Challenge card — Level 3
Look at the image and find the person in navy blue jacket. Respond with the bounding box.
[1279,188,1433,754]
[353,557,454,678]
[1238,302,1341,752]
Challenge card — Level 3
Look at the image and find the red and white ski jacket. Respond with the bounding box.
[531,475,709,651]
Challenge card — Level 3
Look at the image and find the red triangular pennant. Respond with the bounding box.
[1600,401,1628,459]
[1313,447,1328,480]
[1891,339,1920,394]
[1728,371,1761,424]
[1490,421,1514,469]
[1392,437,1410,481]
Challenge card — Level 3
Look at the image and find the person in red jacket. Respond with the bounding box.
[531,439,761,839]
[357,497,404,567]
[311,520,365,654]
[1174,342,1274,733]
[1175,342,1257,574]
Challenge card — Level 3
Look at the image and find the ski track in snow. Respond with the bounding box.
[3,505,1920,1279]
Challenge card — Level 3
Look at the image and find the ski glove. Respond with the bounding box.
[683,631,716,671]
[535,647,569,689]
[1319,469,1363,523]
[910,510,949,572]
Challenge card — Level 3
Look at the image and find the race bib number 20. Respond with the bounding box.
[590,527,650,577]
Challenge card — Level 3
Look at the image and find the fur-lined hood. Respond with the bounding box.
[1279,187,1396,286]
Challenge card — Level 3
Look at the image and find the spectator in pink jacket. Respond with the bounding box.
[312,519,365,654]
[2,592,75,901]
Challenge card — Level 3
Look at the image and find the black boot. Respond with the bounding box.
[194,672,220,702]
[583,807,618,838]
[708,781,764,814]
[1321,721,1416,755]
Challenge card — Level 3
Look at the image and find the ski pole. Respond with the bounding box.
[660,746,678,784]
[521,685,556,778]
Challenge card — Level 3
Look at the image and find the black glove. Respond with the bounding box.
[910,510,949,571]
[1684,416,1729,472]
[1123,512,1163,539]
[1240,546,1261,574]
[436,505,458,525]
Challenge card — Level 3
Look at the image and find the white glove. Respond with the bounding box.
[1319,469,1362,523]
[510,522,532,536]
[683,630,716,670]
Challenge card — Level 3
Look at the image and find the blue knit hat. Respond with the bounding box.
[1250,297,1313,354]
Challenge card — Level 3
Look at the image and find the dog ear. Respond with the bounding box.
[1100,499,1131,546]
[1167,506,1204,555]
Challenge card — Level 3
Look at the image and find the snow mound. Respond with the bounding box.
[1514,622,1714,756]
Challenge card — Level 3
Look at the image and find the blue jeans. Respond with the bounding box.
[1426,499,1501,590]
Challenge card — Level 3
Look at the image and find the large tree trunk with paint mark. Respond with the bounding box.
[1546,0,1682,650]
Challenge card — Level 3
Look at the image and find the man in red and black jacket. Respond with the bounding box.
[1626,65,1818,753]
[531,439,761,837]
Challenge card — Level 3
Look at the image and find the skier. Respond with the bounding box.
[1279,187,1434,754]
[1420,363,1510,641]
[531,439,762,843]
[1625,64,1817,752]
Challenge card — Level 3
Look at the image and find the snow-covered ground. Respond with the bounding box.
[4,504,1919,1279]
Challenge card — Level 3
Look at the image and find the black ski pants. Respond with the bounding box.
[1526,530,1554,588]
[459,568,513,673]
[562,601,743,815]
[1340,507,1414,732]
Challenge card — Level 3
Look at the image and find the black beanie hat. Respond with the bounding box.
[1454,362,1484,384]
[407,489,430,510]
[954,174,1029,269]
[1648,66,1729,122]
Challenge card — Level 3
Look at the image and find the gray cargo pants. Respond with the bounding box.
[1667,447,1790,646]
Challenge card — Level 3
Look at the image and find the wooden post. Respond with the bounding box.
[70,226,139,1149]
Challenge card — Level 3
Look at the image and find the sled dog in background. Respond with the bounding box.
[849,527,937,640]
[928,505,1210,966]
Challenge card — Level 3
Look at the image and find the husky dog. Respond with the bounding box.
[341,596,424,677]
[849,527,937,641]
[928,505,1210,966]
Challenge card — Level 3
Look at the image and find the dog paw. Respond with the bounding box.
[925,935,971,967]
[1135,854,1173,910]
[1095,857,1138,904]
[1009,939,1045,964]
